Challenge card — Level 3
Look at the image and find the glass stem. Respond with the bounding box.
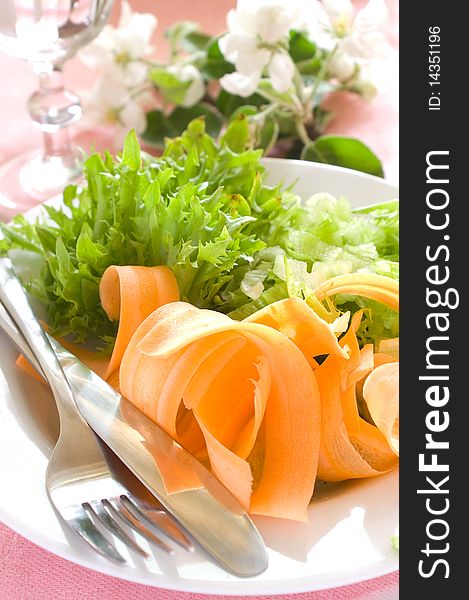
[43,128,73,161]
[28,63,82,164]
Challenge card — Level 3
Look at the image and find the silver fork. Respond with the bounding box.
[0,258,193,563]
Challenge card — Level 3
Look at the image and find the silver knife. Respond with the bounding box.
[0,300,268,577]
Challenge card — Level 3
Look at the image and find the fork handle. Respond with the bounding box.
[0,257,79,423]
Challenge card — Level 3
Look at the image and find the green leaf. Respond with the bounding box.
[257,80,296,107]
[312,106,334,134]
[216,90,265,117]
[294,45,328,76]
[36,226,57,253]
[258,117,280,153]
[149,68,183,89]
[55,236,72,275]
[190,38,234,78]
[142,110,178,147]
[184,31,212,52]
[201,59,234,79]
[121,130,141,170]
[143,104,224,149]
[301,135,385,177]
[181,31,211,52]
[289,30,317,63]
[63,184,77,206]
[149,67,192,105]
[206,37,224,60]
[296,57,323,75]
[166,21,198,43]
[165,21,211,53]
[197,229,231,265]
[0,118,397,351]
[228,105,259,120]
[170,104,223,138]
[220,115,250,152]
[76,229,108,271]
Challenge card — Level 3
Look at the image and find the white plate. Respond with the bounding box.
[0,159,399,595]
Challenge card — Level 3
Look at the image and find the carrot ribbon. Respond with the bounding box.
[17,266,399,521]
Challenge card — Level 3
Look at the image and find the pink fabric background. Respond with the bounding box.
[0,1,399,597]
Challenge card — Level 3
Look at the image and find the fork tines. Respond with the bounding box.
[64,494,193,563]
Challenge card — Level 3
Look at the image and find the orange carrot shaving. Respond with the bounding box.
[313,273,399,313]
[99,265,179,379]
[314,312,398,481]
[16,268,399,520]
[119,301,322,522]
[244,297,348,366]
[250,303,399,481]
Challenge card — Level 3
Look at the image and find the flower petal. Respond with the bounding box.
[267,52,294,93]
[78,40,113,69]
[354,0,388,32]
[120,61,149,87]
[119,101,147,134]
[219,32,256,63]
[256,4,292,44]
[220,71,261,97]
[236,46,271,75]
[322,0,354,20]
[341,30,389,59]
[328,51,356,81]
[118,0,133,28]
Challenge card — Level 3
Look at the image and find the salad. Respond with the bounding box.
[0,117,399,522]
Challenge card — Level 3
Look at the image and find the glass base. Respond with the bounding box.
[0,149,81,221]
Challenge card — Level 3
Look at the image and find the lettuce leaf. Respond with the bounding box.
[0,119,399,348]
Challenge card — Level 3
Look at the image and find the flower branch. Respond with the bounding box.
[78,0,392,176]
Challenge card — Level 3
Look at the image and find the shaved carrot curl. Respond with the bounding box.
[16,269,399,522]
[120,301,323,522]
[99,265,179,379]
[246,305,399,481]
[313,273,399,313]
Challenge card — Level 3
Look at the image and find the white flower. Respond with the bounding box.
[219,0,303,96]
[79,0,157,87]
[166,64,205,107]
[219,71,261,97]
[268,52,295,93]
[227,0,304,43]
[338,64,377,100]
[81,76,148,140]
[119,100,148,134]
[327,51,356,81]
[317,0,389,59]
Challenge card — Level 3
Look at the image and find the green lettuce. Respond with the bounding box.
[0,117,399,348]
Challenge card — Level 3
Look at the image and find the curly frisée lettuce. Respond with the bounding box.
[0,117,398,347]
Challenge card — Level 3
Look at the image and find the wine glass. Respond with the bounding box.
[0,0,114,217]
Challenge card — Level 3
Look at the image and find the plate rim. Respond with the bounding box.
[0,501,398,595]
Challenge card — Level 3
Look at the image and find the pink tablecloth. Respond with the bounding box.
[0,1,399,598]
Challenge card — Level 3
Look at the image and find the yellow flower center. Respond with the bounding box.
[115,51,131,66]
[332,14,352,38]
[105,107,120,124]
